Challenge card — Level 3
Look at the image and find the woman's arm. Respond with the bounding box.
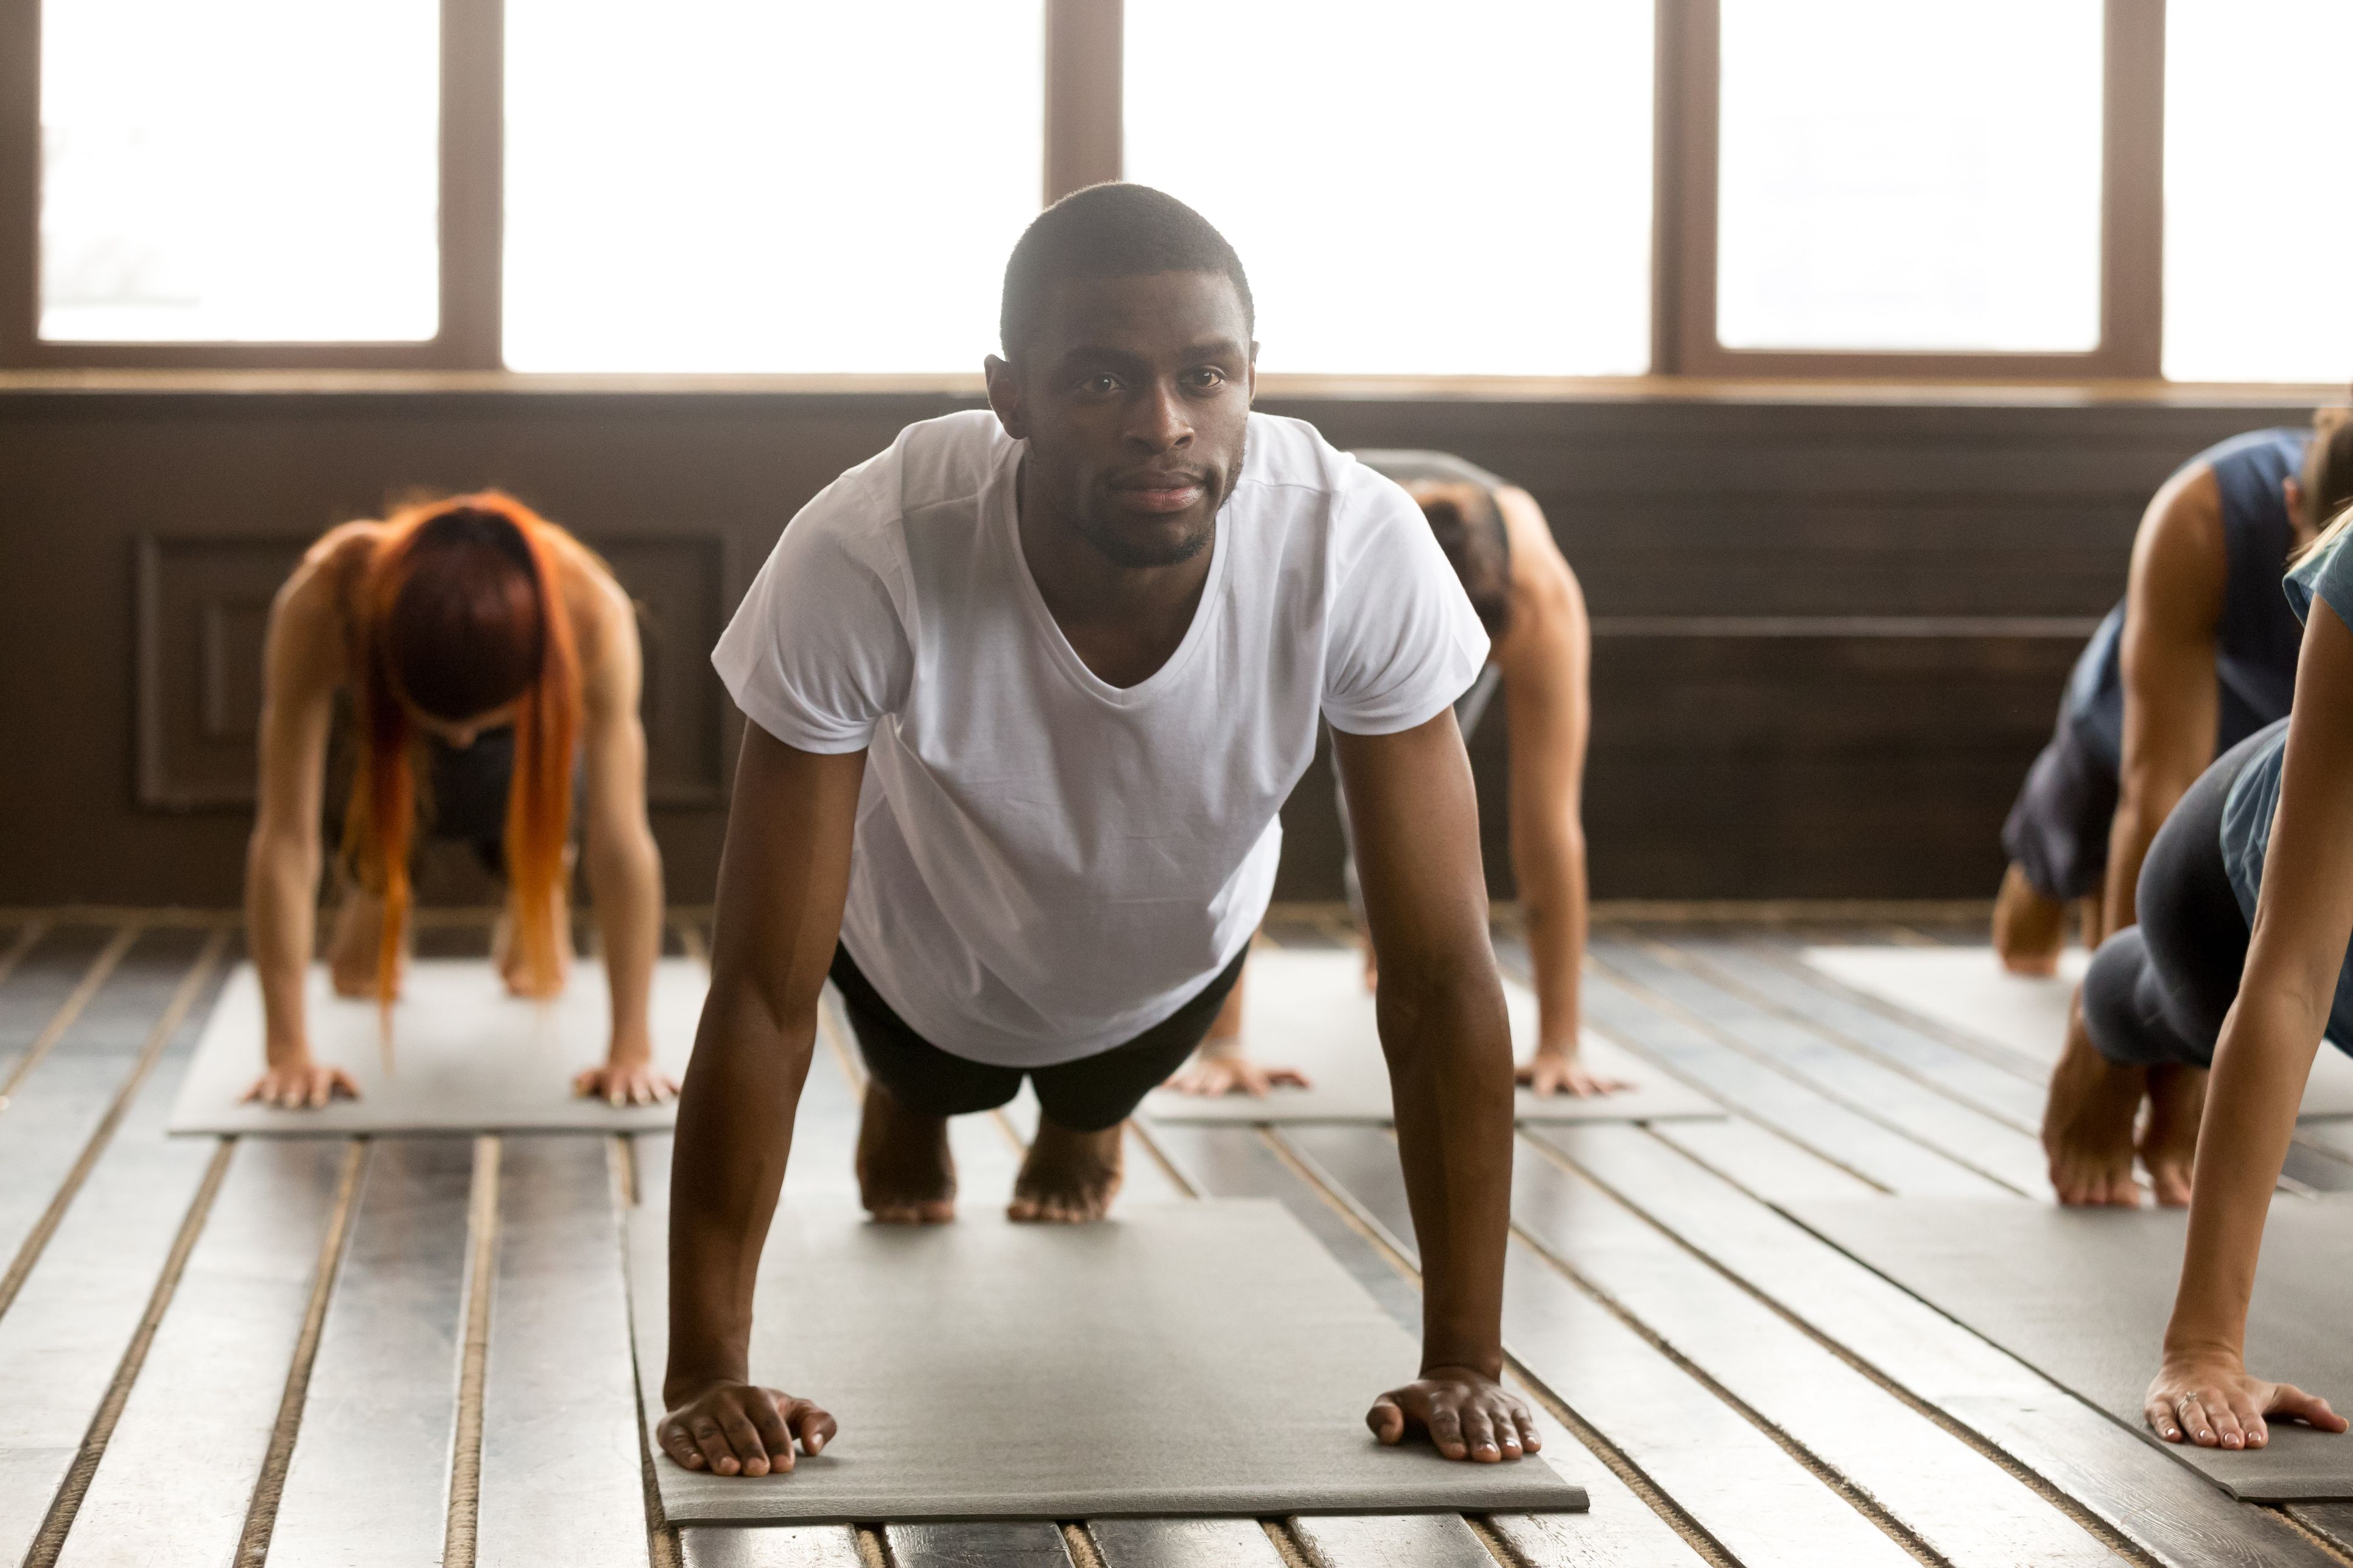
[1493,490,1608,1096]
[243,551,357,1108]
[2145,599,2353,1448]
[575,572,668,1102]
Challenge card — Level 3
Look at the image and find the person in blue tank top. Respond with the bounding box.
[2081,505,2353,1454]
[2029,411,2353,1206]
[1999,416,2353,978]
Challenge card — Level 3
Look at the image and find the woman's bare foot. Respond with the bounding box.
[1994,863,2066,977]
[2139,1062,2208,1206]
[492,892,574,999]
[2043,998,2147,1206]
[1008,1119,1124,1223]
[855,1080,956,1223]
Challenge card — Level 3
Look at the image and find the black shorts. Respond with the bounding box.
[827,941,1247,1133]
[2001,707,2119,903]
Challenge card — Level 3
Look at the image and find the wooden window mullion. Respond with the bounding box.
[1043,0,1121,205]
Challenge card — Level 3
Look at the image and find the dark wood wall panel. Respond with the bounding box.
[0,388,2317,907]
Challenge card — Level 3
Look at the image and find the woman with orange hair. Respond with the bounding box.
[242,492,671,1107]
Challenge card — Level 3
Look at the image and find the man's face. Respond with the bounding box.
[989,270,1255,569]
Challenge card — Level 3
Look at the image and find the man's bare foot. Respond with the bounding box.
[1008,1118,1124,1223]
[2043,995,2147,1206]
[856,1080,956,1223]
[1994,863,2066,977]
[2139,1062,2208,1206]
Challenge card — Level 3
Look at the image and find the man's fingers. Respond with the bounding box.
[2271,1382,2349,1432]
[689,1416,742,1475]
[745,1395,798,1469]
[785,1398,838,1455]
[658,1419,707,1469]
[1366,1396,1405,1446]
[1511,1408,1543,1454]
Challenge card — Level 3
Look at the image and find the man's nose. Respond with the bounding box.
[1126,380,1192,450]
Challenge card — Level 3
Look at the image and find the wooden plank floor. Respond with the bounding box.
[0,908,2343,1566]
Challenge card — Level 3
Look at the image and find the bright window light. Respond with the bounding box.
[38,0,439,343]
[503,1,1043,374]
[1716,0,2103,354]
[1124,1,1654,377]
[2164,1,2353,385]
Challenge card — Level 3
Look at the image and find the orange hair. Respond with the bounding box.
[342,491,581,1011]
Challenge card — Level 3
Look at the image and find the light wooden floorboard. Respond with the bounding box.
[0,926,136,1095]
[1087,1517,1288,1567]
[266,1136,479,1568]
[678,1525,866,1566]
[1288,1513,1494,1567]
[1544,1122,2341,1568]
[1591,937,2053,1198]
[52,1136,347,1568]
[885,1520,1074,1566]
[477,1135,652,1566]
[1645,1118,1882,1203]
[0,1021,219,1563]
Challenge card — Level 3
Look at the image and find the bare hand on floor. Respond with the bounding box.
[573,1057,679,1106]
[1517,1049,1628,1098]
[242,1059,359,1109]
[2144,1355,2345,1449]
[1164,1052,1309,1097]
[659,1379,836,1477]
[1368,1367,1543,1462]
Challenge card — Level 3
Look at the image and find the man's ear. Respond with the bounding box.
[2287,475,2309,532]
[984,355,1029,440]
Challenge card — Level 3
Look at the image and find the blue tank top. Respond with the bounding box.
[2220,523,2353,1041]
[2064,428,2310,768]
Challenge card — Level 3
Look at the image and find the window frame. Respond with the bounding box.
[0,0,2252,388]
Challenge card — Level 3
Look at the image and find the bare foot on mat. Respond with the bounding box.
[2042,998,2147,1206]
[2138,1062,2207,1207]
[857,1080,956,1223]
[1008,1118,1124,1223]
[1994,863,2066,977]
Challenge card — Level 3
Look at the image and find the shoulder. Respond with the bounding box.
[1495,489,1584,663]
[547,535,639,666]
[277,521,380,628]
[1233,415,1422,555]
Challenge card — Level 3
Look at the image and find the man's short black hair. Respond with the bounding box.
[999,183,1254,359]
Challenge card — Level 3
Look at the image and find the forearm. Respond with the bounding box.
[1381,962,1516,1376]
[1513,824,1586,1051]
[2165,990,2328,1362]
[245,825,320,1065]
[587,824,665,1062]
[665,985,815,1395]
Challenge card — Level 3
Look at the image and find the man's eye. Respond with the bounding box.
[1079,374,1121,394]
[1187,368,1227,390]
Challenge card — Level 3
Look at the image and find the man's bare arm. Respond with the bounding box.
[1492,489,1602,1094]
[2104,469,2227,938]
[1333,710,1538,1464]
[658,724,863,1477]
[575,575,668,1102]
[242,551,356,1108]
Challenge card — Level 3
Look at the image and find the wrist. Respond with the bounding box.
[264,1037,313,1070]
[1532,1037,1578,1061]
[606,1032,654,1068]
[663,1359,750,1404]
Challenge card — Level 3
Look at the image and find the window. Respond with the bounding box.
[38,0,439,343]
[2162,0,2353,385]
[1713,0,2104,354]
[1123,0,1653,377]
[502,0,1044,373]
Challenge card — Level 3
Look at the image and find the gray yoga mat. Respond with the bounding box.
[629,1199,1587,1523]
[1801,945,2353,1117]
[1142,951,1720,1125]
[1790,1196,2353,1500]
[167,959,702,1135]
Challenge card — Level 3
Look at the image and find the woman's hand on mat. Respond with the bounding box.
[1517,1047,1627,1099]
[1367,1367,1542,1463]
[573,1055,679,1106]
[658,1380,836,1477]
[2144,1355,2347,1449]
[1165,1051,1309,1097]
[241,1057,359,1110]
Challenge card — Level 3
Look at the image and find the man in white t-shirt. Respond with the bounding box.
[658,184,1536,1480]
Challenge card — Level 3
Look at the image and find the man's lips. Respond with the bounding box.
[1113,475,1208,514]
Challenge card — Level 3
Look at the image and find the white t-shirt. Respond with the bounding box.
[712,409,1487,1068]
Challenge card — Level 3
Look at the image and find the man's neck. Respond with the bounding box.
[1015,461,1216,690]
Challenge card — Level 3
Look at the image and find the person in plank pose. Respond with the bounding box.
[2035,410,2353,1204]
[2124,506,2353,1449]
[1168,452,1611,1098]
[659,184,1536,1476]
[242,492,672,1108]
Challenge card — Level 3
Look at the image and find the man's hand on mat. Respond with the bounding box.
[1367,1367,1541,1463]
[1517,1048,1628,1099]
[658,1381,836,1477]
[572,1056,679,1106]
[1165,1051,1310,1097]
[242,1059,359,1110]
[2145,1356,2347,1449]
